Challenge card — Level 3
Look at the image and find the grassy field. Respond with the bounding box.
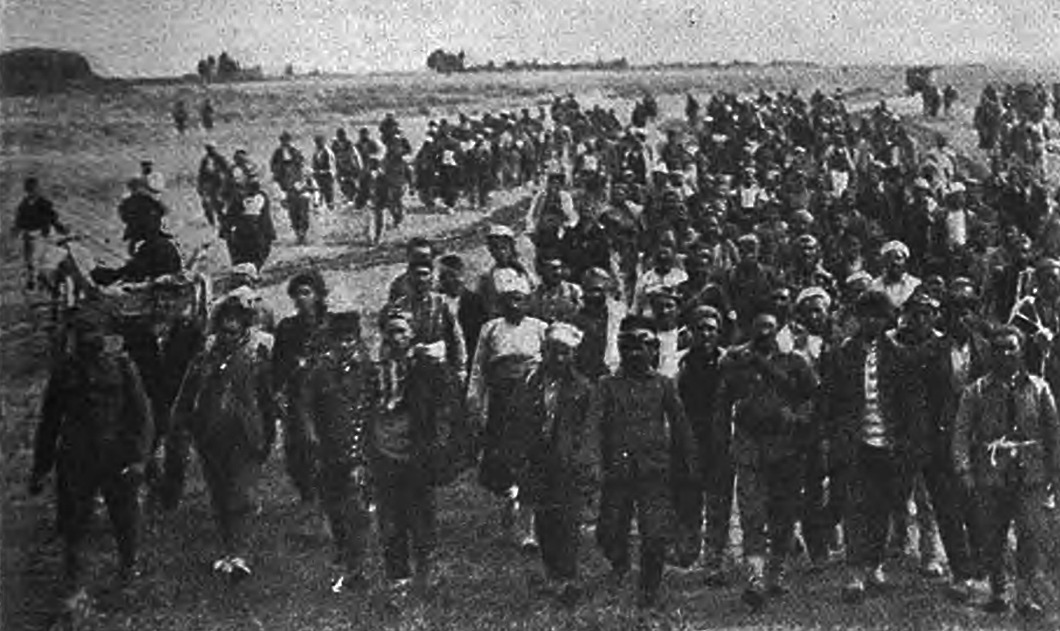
[2,64,1059,630]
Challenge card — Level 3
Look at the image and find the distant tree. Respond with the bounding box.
[206,55,217,79]
[197,58,209,83]
[284,63,295,78]
[426,49,466,74]
[217,51,240,79]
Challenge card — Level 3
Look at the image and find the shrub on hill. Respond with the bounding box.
[0,48,102,96]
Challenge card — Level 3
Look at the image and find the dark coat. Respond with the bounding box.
[296,337,374,468]
[33,349,154,479]
[505,367,594,501]
[170,332,276,459]
[717,343,818,466]
[819,334,903,467]
[588,371,697,478]
[368,357,471,486]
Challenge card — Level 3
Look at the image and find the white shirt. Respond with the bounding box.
[861,340,890,448]
[869,273,921,309]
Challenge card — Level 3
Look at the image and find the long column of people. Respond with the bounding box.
[18,84,1060,621]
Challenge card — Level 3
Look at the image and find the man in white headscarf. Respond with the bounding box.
[507,322,594,605]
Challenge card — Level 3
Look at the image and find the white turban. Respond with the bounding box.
[796,286,833,310]
[880,240,910,258]
[493,268,531,296]
[546,322,584,349]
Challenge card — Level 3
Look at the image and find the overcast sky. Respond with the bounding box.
[2,0,1058,77]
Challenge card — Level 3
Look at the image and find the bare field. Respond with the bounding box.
[2,64,1058,630]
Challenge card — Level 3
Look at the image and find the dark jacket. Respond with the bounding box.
[33,349,154,478]
[170,332,276,458]
[15,195,65,235]
[506,367,594,500]
[100,234,182,284]
[678,345,727,446]
[935,332,991,445]
[884,328,950,463]
[273,313,326,396]
[588,371,696,478]
[367,355,469,486]
[123,317,206,427]
[718,343,818,465]
[954,370,1060,488]
[296,335,374,468]
[819,334,903,467]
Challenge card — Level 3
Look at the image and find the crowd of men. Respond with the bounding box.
[22,83,1060,620]
[974,82,1057,180]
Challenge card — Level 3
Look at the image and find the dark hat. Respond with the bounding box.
[855,290,895,319]
[280,131,293,141]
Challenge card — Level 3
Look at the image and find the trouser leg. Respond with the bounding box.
[636,475,672,600]
[923,456,972,579]
[671,470,703,566]
[101,470,141,573]
[977,486,1014,594]
[535,476,579,581]
[375,458,415,580]
[1014,486,1048,599]
[597,477,634,572]
[57,462,97,588]
[702,438,734,566]
[737,463,768,560]
[767,456,802,573]
[202,448,260,557]
[282,406,317,503]
[801,441,831,562]
[846,446,903,571]
[407,469,436,578]
[317,457,370,573]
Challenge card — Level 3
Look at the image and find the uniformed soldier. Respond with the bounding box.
[590,316,697,609]
[717,310,817,609]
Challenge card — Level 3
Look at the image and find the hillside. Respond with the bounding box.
[0,48,102,96]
